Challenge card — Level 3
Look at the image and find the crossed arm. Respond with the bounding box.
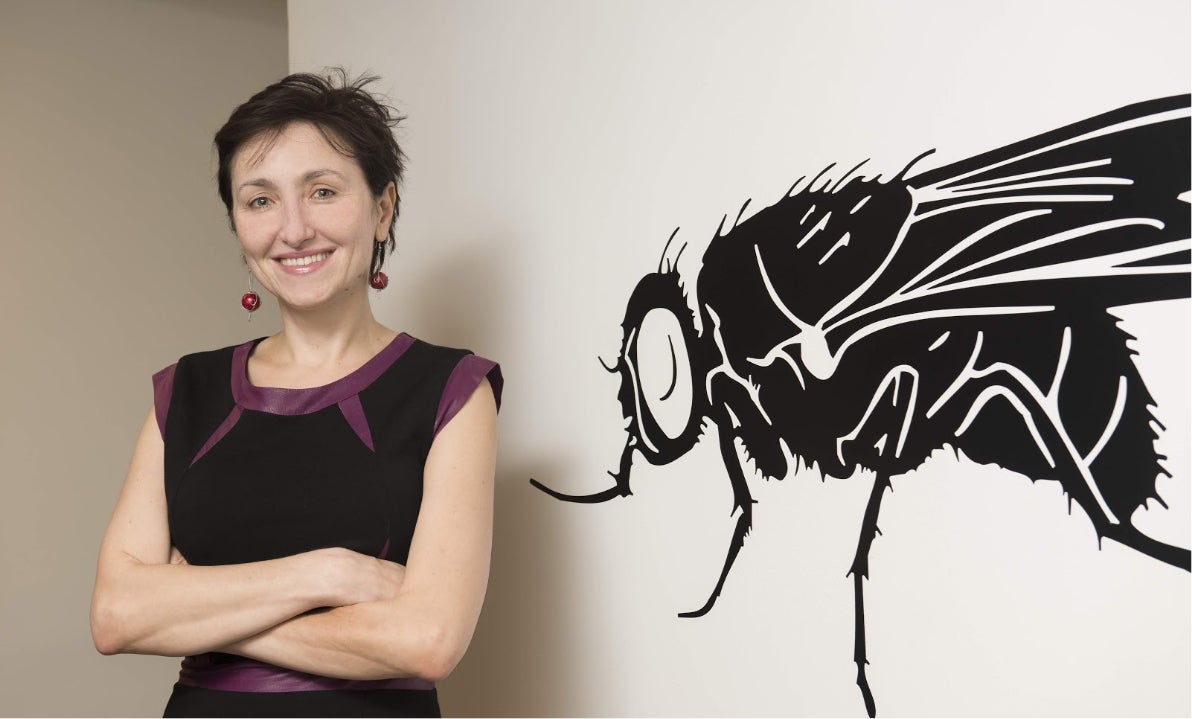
[90,379,497,683]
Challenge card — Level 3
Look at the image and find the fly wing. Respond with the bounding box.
[821,94,1190,350]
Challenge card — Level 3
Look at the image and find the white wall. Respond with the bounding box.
[0,1,287,715]
[289,1,1190,715]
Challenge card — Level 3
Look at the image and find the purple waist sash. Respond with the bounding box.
[178,653,434,693]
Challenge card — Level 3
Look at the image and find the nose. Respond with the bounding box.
[278,197,315,247]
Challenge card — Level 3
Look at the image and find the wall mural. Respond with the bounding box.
[533,94,1191,716]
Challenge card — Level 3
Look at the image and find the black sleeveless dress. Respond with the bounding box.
[152,333,501,717]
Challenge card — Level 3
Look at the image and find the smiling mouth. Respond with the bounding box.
[278,251,333,267]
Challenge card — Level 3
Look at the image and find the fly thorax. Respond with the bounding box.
[741,176,913,325]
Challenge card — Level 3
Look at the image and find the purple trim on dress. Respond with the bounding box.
[190,406,243,468]
[231,334,416,416]
[378,537,390,560]
[433,355,503,438]
[152,363,177,438]
[178,654,434,693]
[337,395,375,451]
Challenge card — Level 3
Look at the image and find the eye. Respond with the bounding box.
[634,308,694,441]
[313,187,335,199]
[247,196,270,209]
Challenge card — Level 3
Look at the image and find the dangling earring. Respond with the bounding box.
[241,267,261,318]
[369,240,389,290]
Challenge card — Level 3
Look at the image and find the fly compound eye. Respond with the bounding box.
[633,308,694,444]
[614,269,705,465]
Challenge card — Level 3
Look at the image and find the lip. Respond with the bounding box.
[274,249,334,275]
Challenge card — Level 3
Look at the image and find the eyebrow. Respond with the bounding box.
[236,169,348,193]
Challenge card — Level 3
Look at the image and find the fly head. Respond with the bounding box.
[610,269,710,466]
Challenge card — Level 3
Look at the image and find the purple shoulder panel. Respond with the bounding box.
[433,354,503,438]
[151,363,177,438]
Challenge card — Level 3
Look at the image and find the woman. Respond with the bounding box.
[90,71,500,717]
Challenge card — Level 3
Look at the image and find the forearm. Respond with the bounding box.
[223,596,457,683]
[91,552,325,657]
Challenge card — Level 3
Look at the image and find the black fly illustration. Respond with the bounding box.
[532,95,1192,715]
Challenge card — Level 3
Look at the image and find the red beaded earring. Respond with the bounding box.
[370,240,389,290]
[241,267,260,318]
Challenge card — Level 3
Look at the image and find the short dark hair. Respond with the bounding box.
[214,68,407,277]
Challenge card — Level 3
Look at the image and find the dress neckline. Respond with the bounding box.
[230,333,415,415]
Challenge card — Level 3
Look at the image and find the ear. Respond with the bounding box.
[376,181,397,240]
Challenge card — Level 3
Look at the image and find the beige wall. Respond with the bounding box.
[290,1,1189,715]
[0,1,287,715]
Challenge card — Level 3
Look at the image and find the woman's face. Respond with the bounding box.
[229,121,394,313]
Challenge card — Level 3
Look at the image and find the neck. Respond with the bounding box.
[269,293,394,368]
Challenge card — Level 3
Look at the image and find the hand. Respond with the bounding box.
[311,547,406,607]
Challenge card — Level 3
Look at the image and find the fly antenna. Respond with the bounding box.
[830,158,870,193]
[672,241,689,268]
[658,226,681,273]
[734,198,752,229]
[895,149,936,181]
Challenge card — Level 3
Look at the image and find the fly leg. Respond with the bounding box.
[679,415,756,618]
[849,472,891,718]
[680,369,788,617]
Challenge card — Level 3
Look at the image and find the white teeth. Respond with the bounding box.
[279,251,331,267]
